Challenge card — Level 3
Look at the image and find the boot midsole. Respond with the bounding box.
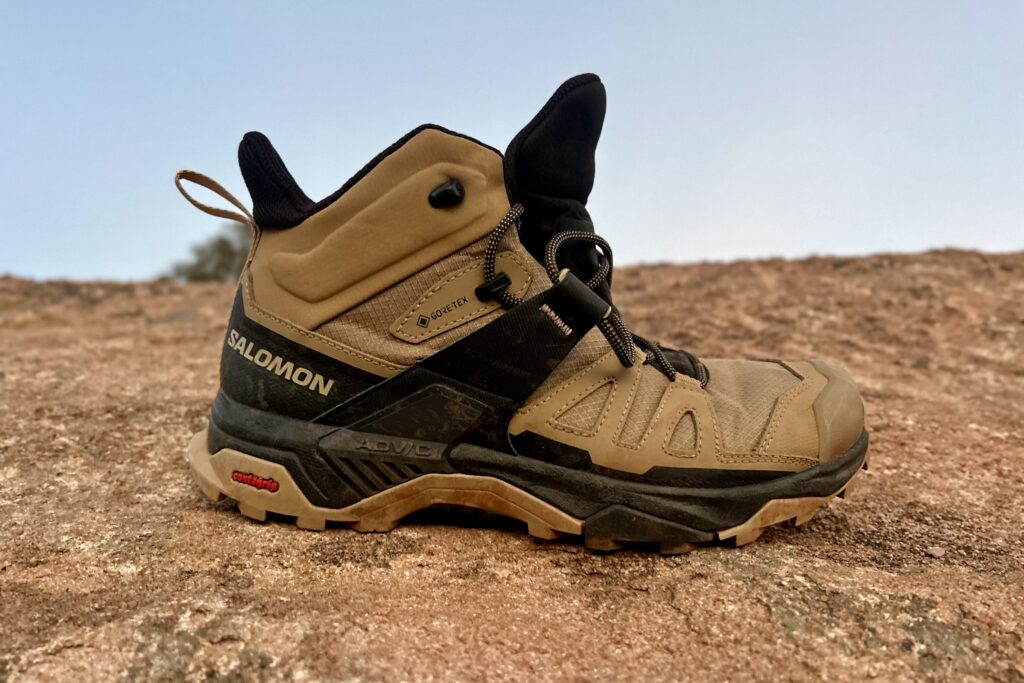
[208,391,868,532]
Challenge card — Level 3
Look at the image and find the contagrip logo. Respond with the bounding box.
[226,329,334,396]
[231,470,279,493]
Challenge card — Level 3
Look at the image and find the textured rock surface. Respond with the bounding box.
[2,249,1022,681]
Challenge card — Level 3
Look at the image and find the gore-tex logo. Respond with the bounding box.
[232,470,279,493]
[420,296,470,327]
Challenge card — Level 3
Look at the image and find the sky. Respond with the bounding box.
[0,1,1021,280]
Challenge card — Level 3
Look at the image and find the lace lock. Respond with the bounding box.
[475,272,513,302]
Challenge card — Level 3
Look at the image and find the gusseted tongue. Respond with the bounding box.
[505,74,610,300]
[505,74,704,381]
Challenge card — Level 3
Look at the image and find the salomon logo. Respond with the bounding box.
[227,329,335,396]
[231,470,279,493]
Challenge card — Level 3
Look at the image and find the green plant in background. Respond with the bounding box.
[169,222,251,282]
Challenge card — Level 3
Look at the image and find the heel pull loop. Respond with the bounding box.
[174,170,255,227]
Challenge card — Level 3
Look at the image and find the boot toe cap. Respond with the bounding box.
[809,359,865,462]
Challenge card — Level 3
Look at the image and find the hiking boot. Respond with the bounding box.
[176,74,867,552]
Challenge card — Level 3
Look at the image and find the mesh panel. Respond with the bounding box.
[667,411,698,455]
[703,359,799,453]
[553,382,613,434]
[617,365,670,448]
[316,231,550,367]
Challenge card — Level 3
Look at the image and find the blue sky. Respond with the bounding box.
[1,1,1021,280]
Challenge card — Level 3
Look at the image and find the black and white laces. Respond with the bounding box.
[481,203,692,381]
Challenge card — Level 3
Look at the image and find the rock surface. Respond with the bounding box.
[2,249,1022,682]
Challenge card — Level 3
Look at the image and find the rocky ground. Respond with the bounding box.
[1,249,1022,682]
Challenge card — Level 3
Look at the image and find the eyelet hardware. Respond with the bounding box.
[474,272,513,302]
[428,178,465,208]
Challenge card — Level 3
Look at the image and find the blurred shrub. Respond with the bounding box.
[169,222,251,282]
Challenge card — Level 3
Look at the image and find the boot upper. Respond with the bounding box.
[225,75,865,483]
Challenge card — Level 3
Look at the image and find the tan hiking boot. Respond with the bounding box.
[176,74,867,552]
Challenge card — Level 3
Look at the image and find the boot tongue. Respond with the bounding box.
[504,75,702,380]
[505,74,608,296]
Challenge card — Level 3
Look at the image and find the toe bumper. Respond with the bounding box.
[810,359,865,462]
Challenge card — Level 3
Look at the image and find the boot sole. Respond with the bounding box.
[187,427,868,554]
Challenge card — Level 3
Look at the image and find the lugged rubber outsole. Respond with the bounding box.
[187,428,866,554]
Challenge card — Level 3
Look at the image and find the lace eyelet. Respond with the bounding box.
[475,272,513,302]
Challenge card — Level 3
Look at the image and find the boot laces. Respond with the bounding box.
[482,203,680,381]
